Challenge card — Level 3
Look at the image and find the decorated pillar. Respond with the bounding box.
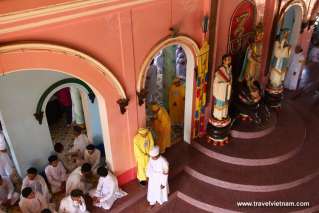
[193,41,209,138]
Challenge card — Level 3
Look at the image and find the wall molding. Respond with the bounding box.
[0,0,156,35]
[0,42,127,99]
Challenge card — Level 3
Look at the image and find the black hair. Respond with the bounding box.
[97,167,108,177]
[21,187,33,198]
[70,189,83,197]
[54,143,64,153]
[222,54,232,61]
[27,167,37,175]
[73,126,82,134]
[81,163,92,173]
[48,155,58,163]
[41,209,52,213]
[86,144,95,150]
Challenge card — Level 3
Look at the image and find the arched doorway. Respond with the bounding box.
[36,78,106,170]
[137,36,200,144]
[0,42,130,176]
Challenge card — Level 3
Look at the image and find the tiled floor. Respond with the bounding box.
[49,114,77,149]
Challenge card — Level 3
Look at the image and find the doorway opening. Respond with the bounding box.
[45,83,106,169]
[145,45,187,146]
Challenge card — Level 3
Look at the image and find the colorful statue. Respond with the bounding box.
[212,54,232,121]
[151,103,171,153]
[133,128,154,186]
[266,29,292,108]
[239,23,263,103]
[269,29,291,89]
[168,78,185,126]
[207,54,232,146]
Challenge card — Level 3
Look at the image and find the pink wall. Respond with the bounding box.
[0,0,207,185]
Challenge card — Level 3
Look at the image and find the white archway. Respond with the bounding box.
[137,36,200,143]
[0,69,114,174]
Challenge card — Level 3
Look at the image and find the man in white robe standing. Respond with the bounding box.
[45,155,68,194]
[19,187,48,213]
[146,146,169,207]
[284,45,305,90]
[0,175,19,208]
[89,167,127,210]
[0,134,14,179]
[65,163,92,195]
[59,189,88,213]
[22,168,51,202]
[84,144,101,175]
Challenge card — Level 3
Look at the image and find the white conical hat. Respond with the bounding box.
[149,146,160,157]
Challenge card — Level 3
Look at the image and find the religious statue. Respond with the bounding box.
[269,29,292,89]
[207,54,232,146]
[235,24,270,125]
[238,23,263,104]
[265,29,292,108]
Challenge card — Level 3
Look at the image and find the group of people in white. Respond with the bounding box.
[0,125,127,212]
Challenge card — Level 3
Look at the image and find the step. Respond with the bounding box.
[175,172,319,213]
[185,144,319,192]
[196,103,306,164]
[231,110,277,139]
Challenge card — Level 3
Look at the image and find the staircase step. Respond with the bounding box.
[198,102,305,163]
[186,143,319,191]
[175,172,319,213]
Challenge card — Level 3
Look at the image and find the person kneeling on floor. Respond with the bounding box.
[89,167,127,210]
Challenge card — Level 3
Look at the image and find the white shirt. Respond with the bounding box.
[90,173,127,210]
[84,149,101,171]
[0,176,14,203]
[45,161,68,190]
[59,195,87,213]
[65,167,85,195]
[19,192,48,213]
[146,156,169,205]
[0,152,13,177]
[22,175,50,201]
[285,52,305,90]
[69,134,90,158]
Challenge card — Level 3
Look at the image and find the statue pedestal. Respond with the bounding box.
[206,117,232,146]
[265,86,284,109]
[231,111,277,139]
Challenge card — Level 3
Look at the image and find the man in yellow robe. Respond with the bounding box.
[151,104,171,153]
[133,128,154,186]
[169,78,185,126]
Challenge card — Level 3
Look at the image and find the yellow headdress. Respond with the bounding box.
[138,128,149,136]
